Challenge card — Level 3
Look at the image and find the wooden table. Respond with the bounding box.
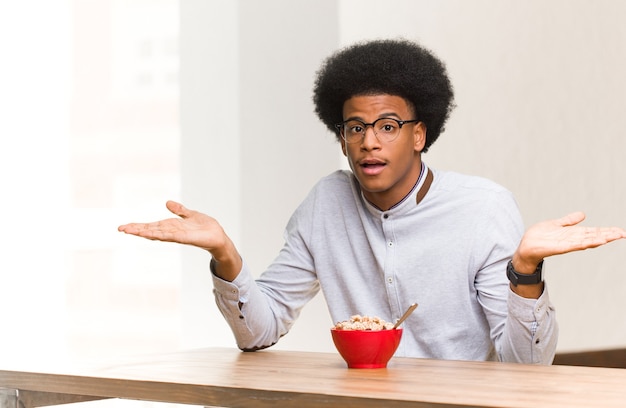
[1,347,626,407]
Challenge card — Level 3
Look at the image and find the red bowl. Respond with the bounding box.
[330,328,402,368]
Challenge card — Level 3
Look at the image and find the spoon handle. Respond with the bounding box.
[393,303,418,329]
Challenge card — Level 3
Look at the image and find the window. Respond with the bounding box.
[0,0,183,366]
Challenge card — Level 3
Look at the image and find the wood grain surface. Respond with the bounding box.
[2,347,626,407]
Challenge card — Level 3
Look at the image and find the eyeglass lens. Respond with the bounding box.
[342,118,403,143]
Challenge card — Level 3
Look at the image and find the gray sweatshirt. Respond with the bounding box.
[212,165,558,364]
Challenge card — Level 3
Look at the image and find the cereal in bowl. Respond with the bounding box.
[333,314,394,331]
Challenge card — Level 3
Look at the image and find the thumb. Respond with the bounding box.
[166,200,192,219]
[558,211,586,227]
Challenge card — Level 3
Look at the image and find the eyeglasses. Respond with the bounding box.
[334,117,420,144]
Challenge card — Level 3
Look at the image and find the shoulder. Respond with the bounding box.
[431,168,510,195]
[293,170,357,214]
[426,168,524,239]
[427,168,520,219]
[306,170,357,200]
[314,169,354,188]
[286,170,359,234]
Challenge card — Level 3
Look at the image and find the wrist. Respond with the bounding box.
[511,251,543,275]
[209,238,242,282]
[507,255,545,299]
[507,260,543,285]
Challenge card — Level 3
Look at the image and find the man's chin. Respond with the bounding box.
[357,180,388,194]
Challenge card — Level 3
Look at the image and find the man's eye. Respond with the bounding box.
[378,123,397,133]
[350,126,363,133]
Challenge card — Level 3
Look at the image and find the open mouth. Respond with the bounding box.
[360,161,386,175]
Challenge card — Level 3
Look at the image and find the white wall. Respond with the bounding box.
[179,0,339,351]
[181,0,626,353]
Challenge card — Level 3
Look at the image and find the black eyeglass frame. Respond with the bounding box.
[334,118,421,143]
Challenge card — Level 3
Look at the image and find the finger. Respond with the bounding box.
[118,223,138,234]
[573,227,626,250]
[166,200,194,219]
[556,211,586,227]
[600,227,626,242]
[118,222,151,235]
[119,221,170,235]
[118,223,149,233]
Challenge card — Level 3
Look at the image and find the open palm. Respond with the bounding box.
[118,200,228,252]
[518,212,626,264]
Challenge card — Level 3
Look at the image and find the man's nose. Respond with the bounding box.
[360,126,381,149]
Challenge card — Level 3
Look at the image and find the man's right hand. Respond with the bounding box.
[118,200,242,281]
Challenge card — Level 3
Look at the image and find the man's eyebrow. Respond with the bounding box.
[342,115,364,122]
[343,113,402,122]
[377,112,402,119]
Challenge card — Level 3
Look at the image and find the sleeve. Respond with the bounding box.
[501,283,558,364]
[212,261,282,351]
[473,189,558,364]
[211,189,321,351]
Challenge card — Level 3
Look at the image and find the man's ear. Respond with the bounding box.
[340,138,348,156]
[414,122,427,152]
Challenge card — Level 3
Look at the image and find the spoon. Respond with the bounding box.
[393,303,418,329]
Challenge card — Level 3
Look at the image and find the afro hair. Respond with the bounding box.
[313,39,455,153]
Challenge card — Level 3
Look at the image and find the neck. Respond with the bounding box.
[363,162,425,211]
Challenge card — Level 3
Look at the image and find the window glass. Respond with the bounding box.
[0,0,183,369]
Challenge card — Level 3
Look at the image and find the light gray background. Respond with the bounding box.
[180,0,626,354]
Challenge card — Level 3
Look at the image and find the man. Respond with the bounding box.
[119,39,626,364]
